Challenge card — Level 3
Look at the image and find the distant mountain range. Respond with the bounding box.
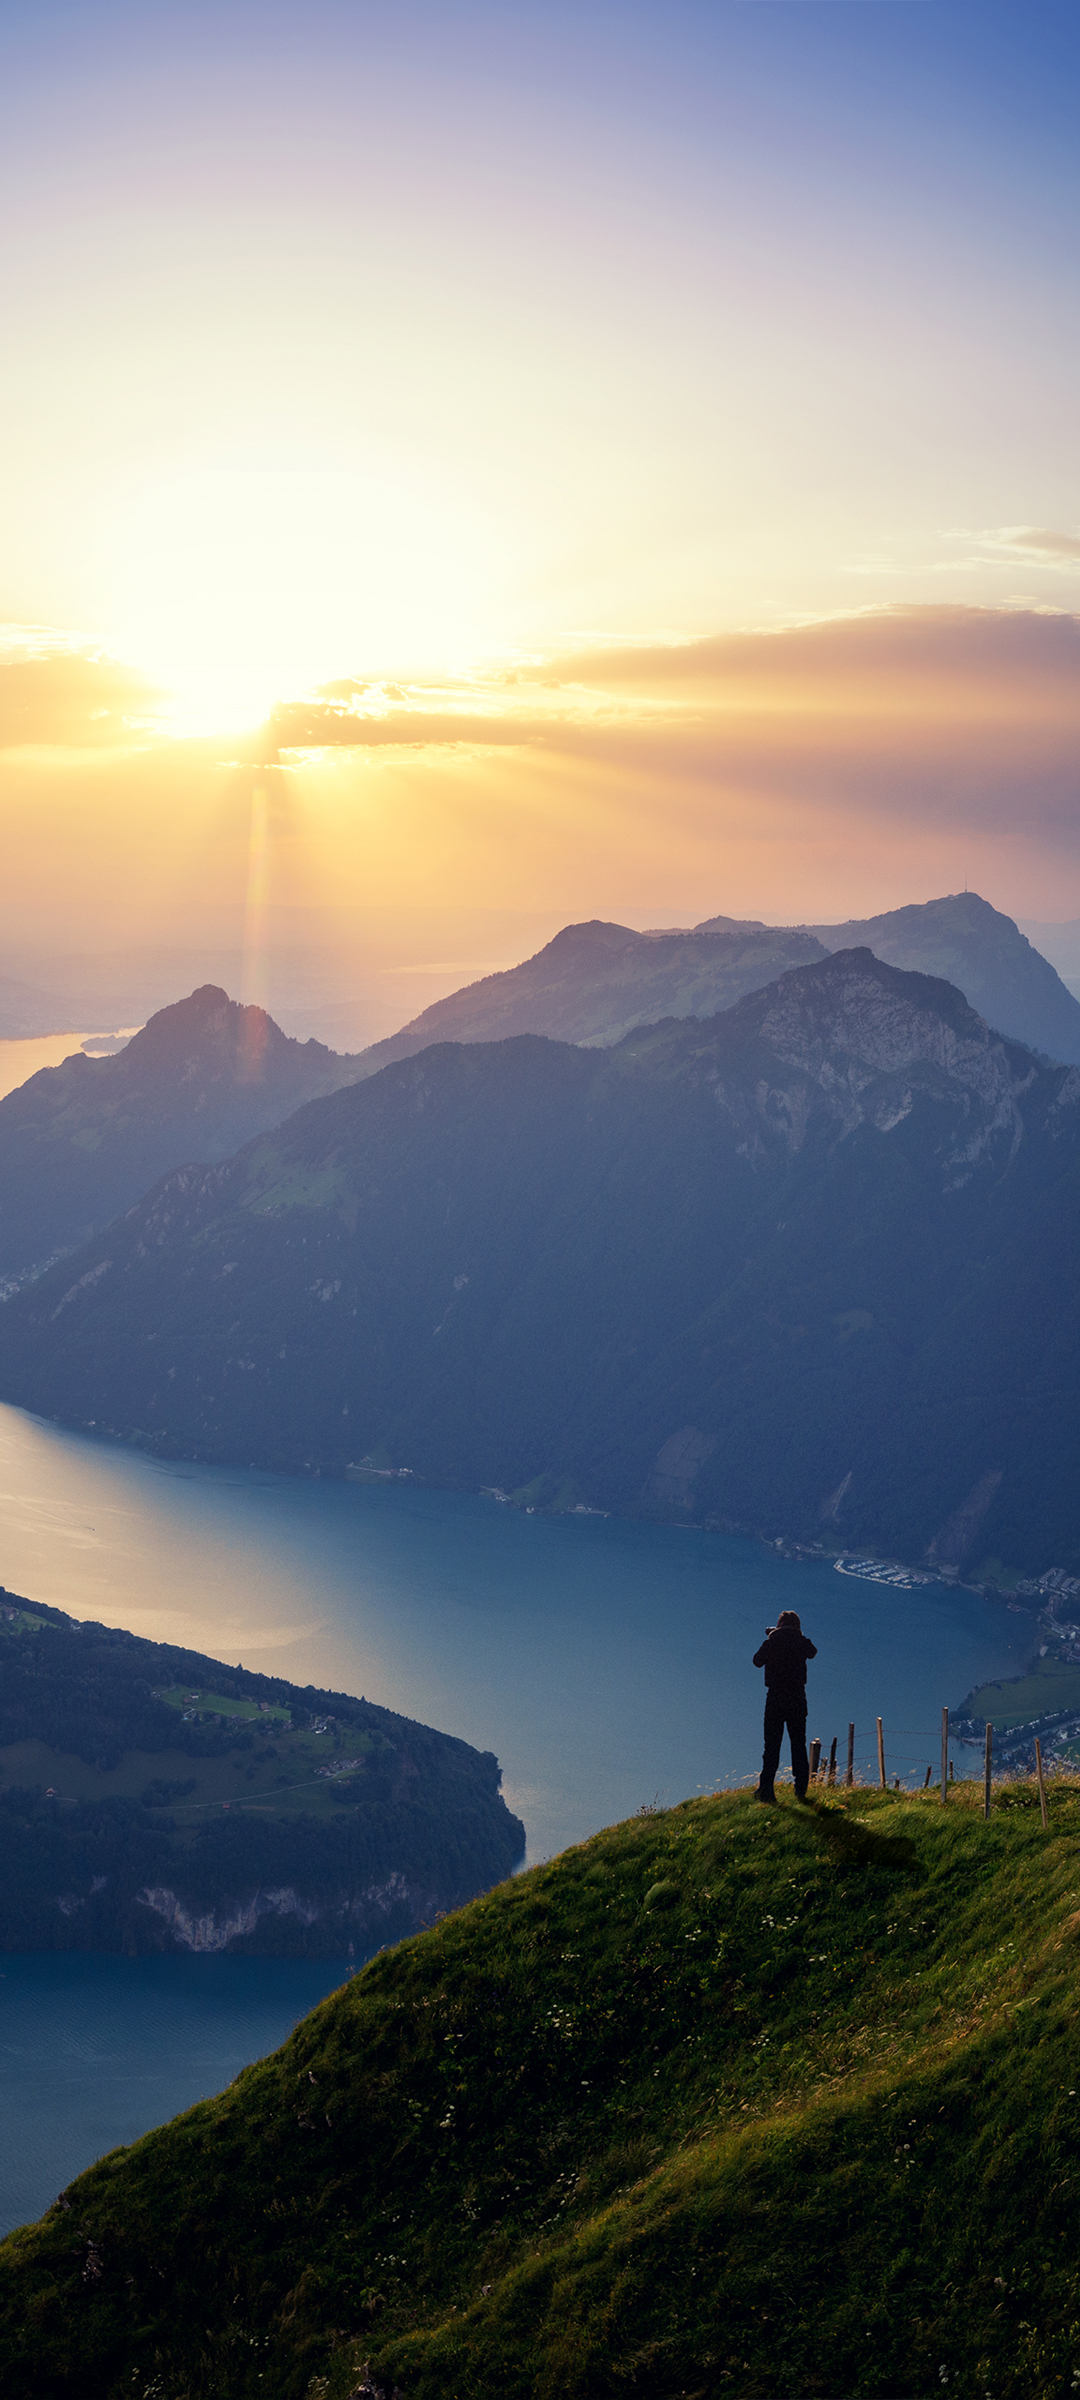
[4,945,1080,1578]
[0,986,361,1285]
[807,893,1080,1061]
[353,918,828,1066]
[1,894,1074,1296]
[352,891,1080,1074]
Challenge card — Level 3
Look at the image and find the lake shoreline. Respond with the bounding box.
[7,1400,1049,1618]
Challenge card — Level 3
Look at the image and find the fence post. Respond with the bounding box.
[983,1722,992,1820]
[1035,1736,1049,1831]
[941,1707,949,1804]
[877,1717,886,1790]
[827,1735,837,1788]
[923,1765,932,1789]
[846,1723,855,1788]
[809,1737,821,1782]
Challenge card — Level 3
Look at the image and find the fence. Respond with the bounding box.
[799,1707,1053,1823]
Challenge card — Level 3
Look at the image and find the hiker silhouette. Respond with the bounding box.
[753,1610,817,1801]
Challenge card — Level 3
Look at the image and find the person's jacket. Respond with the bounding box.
[752,1625,817,1693]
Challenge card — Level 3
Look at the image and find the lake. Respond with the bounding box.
[0,1953,348,2242]
[0,1398,1029,2233]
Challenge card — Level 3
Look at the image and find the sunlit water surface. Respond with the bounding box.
[0,1401,1028,2231]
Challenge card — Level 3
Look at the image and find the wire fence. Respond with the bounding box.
[722,1707,1063,1823]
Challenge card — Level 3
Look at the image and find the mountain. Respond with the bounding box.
[4,947,1080,1577]
[3,1782,1078,2399]
[0,1592,523,1957]
[351,892,1080,1076]
[0,985,362,1285]
[352,917,829,1071]
[809,890,1080,1062]
[1018,915,1080,999]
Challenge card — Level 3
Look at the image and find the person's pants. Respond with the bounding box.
[758,1691,809,1798]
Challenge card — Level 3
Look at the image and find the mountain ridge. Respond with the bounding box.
[3,947,1078,1575]
[808,890,1080,1061]
[0,983,363,1285]
[349,890,1080,1077]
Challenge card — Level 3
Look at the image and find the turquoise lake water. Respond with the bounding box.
[0,1399,1030,2234]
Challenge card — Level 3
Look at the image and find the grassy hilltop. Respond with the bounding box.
[3,1781,1080,2400]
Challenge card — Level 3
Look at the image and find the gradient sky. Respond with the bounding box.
[2,1,1079,986]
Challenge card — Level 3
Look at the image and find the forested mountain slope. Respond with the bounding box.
[0,986,361,1283]
[0,1596,522,1956]
[4,949,1080,1575]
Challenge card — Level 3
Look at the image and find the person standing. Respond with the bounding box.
[753,1609,817,1801]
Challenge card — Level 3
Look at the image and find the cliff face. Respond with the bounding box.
[4,948,1080,1576]
[135,1871,426,1955]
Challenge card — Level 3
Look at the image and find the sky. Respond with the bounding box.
[1,0,1078,1021]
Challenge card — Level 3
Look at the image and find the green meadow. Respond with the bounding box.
[4,1778,1080,2399]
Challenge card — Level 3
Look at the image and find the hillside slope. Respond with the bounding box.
[0,1596,523,1956]
[0,986,360,1284]
[352,892,1080,1076]
[4,949,1080,1573]
[3,1780,1080,2399]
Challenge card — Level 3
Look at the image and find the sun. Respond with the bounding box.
[102,461,502,737]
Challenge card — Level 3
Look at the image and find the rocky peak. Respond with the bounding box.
[119,987,305,1083]
[758,947,991,1077]
[750,948,1034,1165]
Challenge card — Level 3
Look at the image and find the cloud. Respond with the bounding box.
[1002,528,1080,562]
[5,606,1079,957]
[260,610,1080,856]
[251,609,1080,911]
[0,640,160,748]
[267,701,552,752]
[539,604,1080,695]
[265,608,1080,763]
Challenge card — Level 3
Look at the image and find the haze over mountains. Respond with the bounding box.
[5,945,1080,1579]
[4,892,1070,1296]
[353,892,1080,1075]
[0,989,360,1286]
[808,894,1080,1062]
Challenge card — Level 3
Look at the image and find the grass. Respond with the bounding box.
[154,1686,292,1725]
[0,1721,375,1822]
[965,1649,1080,1724]
[4,1777,1080,2399]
